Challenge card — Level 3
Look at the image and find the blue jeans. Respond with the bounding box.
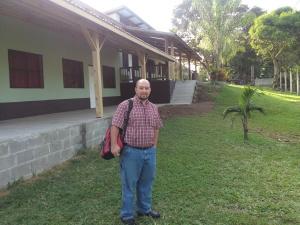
[119,145,157,220]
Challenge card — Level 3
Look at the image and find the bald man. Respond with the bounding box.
[111,79,163,225]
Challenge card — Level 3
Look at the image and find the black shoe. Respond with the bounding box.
[121,218,137,225]
[137,210,160,218]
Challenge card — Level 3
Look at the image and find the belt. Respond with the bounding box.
[125,144,153,150]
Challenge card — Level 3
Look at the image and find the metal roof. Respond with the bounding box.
[103,5,202,62]
[104,5,155,30]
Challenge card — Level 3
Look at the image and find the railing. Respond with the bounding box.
[120,64,168,83]
[120,66,141,83]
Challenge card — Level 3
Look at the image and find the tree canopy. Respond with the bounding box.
[171,1,300,85]
[172,0,256,77]
[249,7,300,87]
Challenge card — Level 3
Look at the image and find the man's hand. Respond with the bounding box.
[111,143,121,157]
[110,125,121,157]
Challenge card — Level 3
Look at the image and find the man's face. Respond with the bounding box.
[135,80,151,101]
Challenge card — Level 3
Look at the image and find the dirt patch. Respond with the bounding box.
[158,101,214,120]
[158,84,215,120]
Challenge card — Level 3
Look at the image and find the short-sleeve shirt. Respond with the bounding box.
[112,95,163,148]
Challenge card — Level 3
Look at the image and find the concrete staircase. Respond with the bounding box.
[170,80,197,104]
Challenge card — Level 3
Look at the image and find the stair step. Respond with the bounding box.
[170,80,197,104]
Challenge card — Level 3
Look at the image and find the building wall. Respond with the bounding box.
[0,14,91,102]
[255,78,273,86]
[0,15,122,120]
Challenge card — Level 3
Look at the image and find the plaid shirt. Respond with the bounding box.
[112,95,163,148]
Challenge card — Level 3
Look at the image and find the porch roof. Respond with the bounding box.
[0,0,175,62]
[124,27,202,62]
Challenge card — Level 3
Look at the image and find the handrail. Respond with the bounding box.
[120,65,168,83]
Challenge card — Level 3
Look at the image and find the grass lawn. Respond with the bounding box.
[1,84,300,225]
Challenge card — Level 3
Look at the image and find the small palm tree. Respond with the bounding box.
[223,85,266,140]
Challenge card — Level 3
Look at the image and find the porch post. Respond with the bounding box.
[179,51,182,80]
[170,41,175,80]
[80,25,105,117]
[188,57,191,80]
[155,61,159,78]
[92,34,106,118]
[137,50,147,79]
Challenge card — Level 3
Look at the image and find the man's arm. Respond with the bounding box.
[110,125,121,157]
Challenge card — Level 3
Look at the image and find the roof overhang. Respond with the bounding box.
[124,27,202,62]
[0,0,176,63]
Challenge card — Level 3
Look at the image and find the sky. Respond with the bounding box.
[81,0,300,32]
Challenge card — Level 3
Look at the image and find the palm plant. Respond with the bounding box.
[223,85,266,140]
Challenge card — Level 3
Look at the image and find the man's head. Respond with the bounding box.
[135,79,151,102]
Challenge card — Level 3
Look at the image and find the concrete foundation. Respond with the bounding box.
[0,112,112,189]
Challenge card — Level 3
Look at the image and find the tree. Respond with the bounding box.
[249,7,300,89]
[171,0,214,78]
[228,6,267,82]
[192,0,255,68]
[223,85,266,140]
[171,0,255,78]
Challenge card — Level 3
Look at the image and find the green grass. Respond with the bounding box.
[1,85,300,225]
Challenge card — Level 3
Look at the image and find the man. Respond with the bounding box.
[111,79,163,225]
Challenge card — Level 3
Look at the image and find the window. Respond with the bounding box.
[62,58,84,88]
[102,66,116,88]
[8,49,44,88]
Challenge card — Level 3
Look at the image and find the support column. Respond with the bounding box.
[193,59,198,80]
[188,57,191,80]
[155,61,159,79]
[92,33,106,118]
[81,25,105,118]
[179,51,182,80]
[137,50,147,79]
[169,41,175,80]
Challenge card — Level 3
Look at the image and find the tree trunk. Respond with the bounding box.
[272,59,280,89]
[279,72,282,90]
[290,70,293,94]
[215,47,220,68]
[242,118,248,140]
[200,61,211,80]
[285,71,287,92]
[297,69,299,96]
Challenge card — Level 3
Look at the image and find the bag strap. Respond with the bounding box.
[121,99,133,141]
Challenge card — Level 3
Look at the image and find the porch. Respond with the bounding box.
[0,107,117,189]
